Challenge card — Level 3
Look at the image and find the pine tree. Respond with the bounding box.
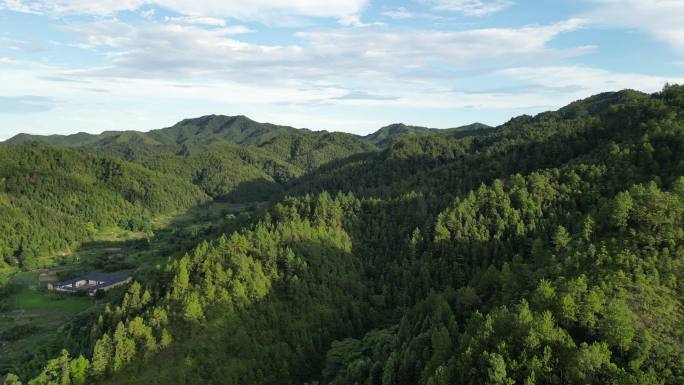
[112,322,136,372]
[91,334,112,376]
[183,291,204,322]
[3,374,22,385]
[68,356,89,385]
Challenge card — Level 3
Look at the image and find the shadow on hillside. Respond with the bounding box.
[279,117,638,201]
[0,192,272,376]
[9,124,610,381]
[45,112,638,287]
[221,177,282,203]
[102,236,371,385]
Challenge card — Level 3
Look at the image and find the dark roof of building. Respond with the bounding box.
[53,272,130,292]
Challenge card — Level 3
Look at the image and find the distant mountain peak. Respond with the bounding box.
[364,122,493,146]
[147,114,300,146]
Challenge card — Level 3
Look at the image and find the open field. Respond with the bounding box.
[0,228,146,374]
[0,271,95,373]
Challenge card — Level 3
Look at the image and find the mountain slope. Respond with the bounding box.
[0,143,209,270]
[86,85,683,385]
[2,132,120,147]
[284,90,653,199]
[145,115,300,147]
[3,115,378,199]
[8,85,684,385]
[363,122,492,146]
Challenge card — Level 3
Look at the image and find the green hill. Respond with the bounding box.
[3,116,378,200]
[2,132,120,147]
[363,122,492,146]
[5,85,684,385]
[145,115,301,147]
[0,143,209,271]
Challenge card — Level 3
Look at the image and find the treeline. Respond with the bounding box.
[6,85,684,384]
[285,88,676,200]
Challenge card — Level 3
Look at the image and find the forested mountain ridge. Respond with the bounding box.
[2,132,124,148]
[2,115,493,198]
[0,114,454,274]
[3,115,378,201]
[4,85,684,385]
[3,115,297,147]
[3,115,488,149]
[145,115,303,146]
[362,122,493,147]
[283,89,655,198]
[2,114,375,151]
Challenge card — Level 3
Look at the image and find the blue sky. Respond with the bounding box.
[0,0,683,139]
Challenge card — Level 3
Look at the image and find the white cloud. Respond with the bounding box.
[425,0,513,16]
[381,7,448,21]
[500,66,684,95]
[0,0,368,22]
[337,14,384,28]
[586,0,684,54]
[338,14,367,27]
[164,15,227,27]
[0,0,41,13]
[297,18,586,76]
[140,7,154,18]
[10,16,586,137]
[56,20,303,80]
[382,7,414,19]
[52,18,586,87]
[333,91,398,101]
[0,57,21,65]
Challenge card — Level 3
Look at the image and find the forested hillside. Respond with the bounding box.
[363,122,493,147]
[0,143,208,270]
[3,85,684,385]
[4,115,377,201]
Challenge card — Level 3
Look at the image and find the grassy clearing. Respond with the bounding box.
[0,229,144,374]
[0,272,95,373]
[8,287,90,313]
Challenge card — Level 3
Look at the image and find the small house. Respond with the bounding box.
[47,272,132,296]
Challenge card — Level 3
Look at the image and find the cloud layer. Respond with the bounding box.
[0,0,683,139]
[425,0,513,16]
[0,0,368,21]
[54,18,587,86]
[586,0,684,54]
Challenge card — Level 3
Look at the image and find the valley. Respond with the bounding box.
[0,200,260,378]
[1,86,684,385]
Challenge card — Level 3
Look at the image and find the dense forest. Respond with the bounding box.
[0,144,209,270]
[2,85,684,384]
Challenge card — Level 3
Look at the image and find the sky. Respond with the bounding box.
[1,0,684,139]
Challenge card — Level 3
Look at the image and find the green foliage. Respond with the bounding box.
[90,334,111,377]
[362,122,493,147]
[3,373,22,385]
[24,350,86,385]
[3,115,378,202]
[12,85,684,385]
[0,143,208,269]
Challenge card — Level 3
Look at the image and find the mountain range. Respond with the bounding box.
[2,86,684,385]
[3,115,492,150]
